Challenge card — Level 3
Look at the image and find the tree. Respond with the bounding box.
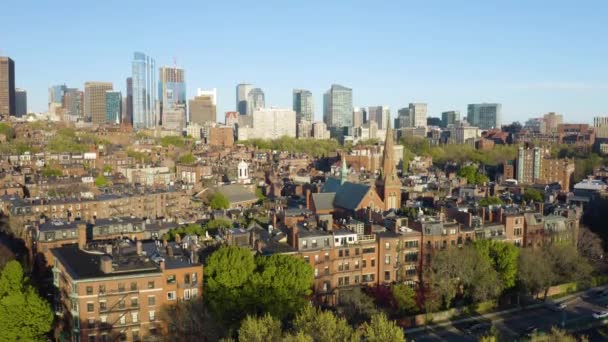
[474,240,519,289]
[255,187,266,201]
[238,314,283,342]
[293,305,358,342]
[529,327,577,342]
[95,175,109,187]
[0,260,54,341]
[160,299,220,342]
[178,153,196,165]
[517,248,554,299]
[544,244,592,287]
[360,313,406,342]
[336,287,377,324]
[41,166,63,177]
[478,197,504,206]
[205,218,233,231]
[523,188,544,203]
[247,254,313,319]
[210,192,230,210]
[391,284,417,315]
[577,225,605,264]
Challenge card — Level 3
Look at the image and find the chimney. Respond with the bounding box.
[100,255,112,273]
[159,259,165,270]
[167,245,174,257]
[289,225,299,249]
[305,188,311,210]
[136,240,142,255]
[77,224,87,250]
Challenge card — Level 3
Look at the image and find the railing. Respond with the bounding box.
[358,234,376,242]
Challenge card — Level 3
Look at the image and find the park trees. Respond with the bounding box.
[209,192,230,210]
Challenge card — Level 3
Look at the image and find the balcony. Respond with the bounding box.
[178,281,199,289]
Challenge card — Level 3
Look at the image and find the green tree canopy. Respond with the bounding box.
[474,240,519,289]
[0,261,54,341]
[391,284,418,315]
[238,314,283,342]
[360,313,406,342]
[336,287,377,325]
[178,153,196,165]
[41,166,63,177]
[478,196,504,206]
[523,188,544,203]
[210,192,230,210]
[95,175,109,187]
[293,305,358,342]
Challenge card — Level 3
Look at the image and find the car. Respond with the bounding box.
[593,311,608,319]
[549,302,567,311]
[521,325,538,337]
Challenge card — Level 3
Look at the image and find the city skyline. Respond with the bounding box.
[1,1,608,123]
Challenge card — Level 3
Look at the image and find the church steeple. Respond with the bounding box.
[341,156,348,185]
[376,120,401,210]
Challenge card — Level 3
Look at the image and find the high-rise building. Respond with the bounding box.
[467,103,501,130]
[162,106,186,131]
[84,82,113,124]
[367,106,390,130]
[0,57,15,116]
[395,107,411,129]
[247,88,265,115]
[323,84,353,129]
[237,108,296,140]
[516,146,574,190]
[197,88,217,105]
[189,95,216,126]
[15,88,26,117]
[293,89,313,123]
[312,122,330,140]
[353,107,366,128]
[126,77,133,125]
[441,110,460,128]
[236,83,252,115]
[542,112,563,133]
[159,66,186,123]
[64,88,84,121]
[48,84,68,117]
[408,103,427,128]
[105,90,122,124]
[132,52,157,129]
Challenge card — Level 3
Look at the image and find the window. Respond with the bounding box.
[355,260,359,269]
[131,297,138,307]
[132,330,140,342]
[184,289,191,300]
[363,247,375,254]
[167,275,176,284]
[338,277,343,286]
[101,334,108,342]
[184,273,191,284]
[355,248,360,255]
[344,277,350,285]
[385,255,390,265]
[99,301,107,311]
[345,249,350,257]
[324,266,329,275]
[324,238,330,247]
[131,312,139,323]
[514,228,523,236]
[314,268,319,277]
[385,242,390,250]
[354,275,360,284]
[303,256,309,263]
[118,283,125,292]
[148,296,155,306]
[167,291,176,300]
[338,250,343,257]
[149,311,156,321]
[130,282,137,291]
[147,281,154,289]
[344,262,349,271]
[88,335,96,342]
[119,315,126,325]
[338,263,343,271]
[100,315,107,324]
[302,240,308,248]
[405,252,418,262]
[314,255,319,263]
[311,239,317,248]
[371,259,375,267]
[324,252,329,261]
[362,260,367,268]
[87,303,94,312]
[405,240,419,248]
[191,288,198,298]
[86,286,93,295]
[192,273,198,284]
[118,299,125,309]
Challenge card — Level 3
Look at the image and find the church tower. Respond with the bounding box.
[376,120,401,210]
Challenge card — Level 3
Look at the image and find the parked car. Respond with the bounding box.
[593,311,608,319]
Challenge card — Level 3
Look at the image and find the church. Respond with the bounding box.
[311,121,402,220]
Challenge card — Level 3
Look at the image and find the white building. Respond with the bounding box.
[450,121,480,144]
[237,107,296,140]
[237,160,251,184]
[312,122,330,140]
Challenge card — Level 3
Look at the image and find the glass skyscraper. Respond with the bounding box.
[158,66,186,124]
[105,90,122,124]
[467,103,502,130]
[132,52,157,129]
[247,88,265,114]
[323,84,352,129]
[236,83,252,115]
[293,89,313,123]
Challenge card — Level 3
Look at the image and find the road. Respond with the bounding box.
[407,289,608,341]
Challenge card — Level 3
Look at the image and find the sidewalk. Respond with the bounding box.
[405,285,606,334]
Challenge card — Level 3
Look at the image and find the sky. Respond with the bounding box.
[1,0,607,124]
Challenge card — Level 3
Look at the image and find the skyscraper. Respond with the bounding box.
[293,89,313,123]
[84,82,113,124]
[323,84,353,129]
[353,107,366,128]
[236,83,252,115]
[467,103,502,130]
[132,52,157,129]
[189,94,216,125]
[15,88,26,117]
[126,77,133,125]
[367,106,390,130]
[105,90,122,124]
[0,57,15,116]
[441,110,460,128]
[159,66,186,123]
[408,103,427,128]
[247,88,265,114]
[64,88,84,121]
[48,84,68,116]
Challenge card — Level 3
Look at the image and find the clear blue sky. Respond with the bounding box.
[1,0,607,123]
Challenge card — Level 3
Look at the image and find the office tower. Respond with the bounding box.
[543,112,563,133]
[105,90,122,124]
[408,103,427,128]
[441,110,460,128]
[450,121,481,144]
[132,52,157,129]
[0,57,15,116]
[323,84,353,129]
[236,83,252,115]
[159,66,186,123]
[126,77,133,125]
[467,103,502,130]
[237,108,296,140]
[49,84,68,116]
[189,94,216,125]
[247,88,265,114]
[15,88,26,116]
[594,117,608,139]
[293,89,313,123]
[162,106,186,131]
[368,106,390,130]
[396,107,411,128]
[64,88,84,121]
[353,107,366,128]
[84,82,113,124]
[197,88,217,105]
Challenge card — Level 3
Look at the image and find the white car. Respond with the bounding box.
[592,311,608,319]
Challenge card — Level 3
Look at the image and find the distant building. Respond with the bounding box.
[368,106,390,130]
[189,94,216,126]
[441,110,460,128]
[84,82,113,124]
[64,88,84,121]
[312,122,330,140]
[297,120,312,138]
[15,88,26,116]
[543,112,563,133]
[237,107,296,140]
[352,107,366,128]
[594,116,608,139]
[516,146,575,190]
[524,118,547,134]
[323,84,353,129]
[49,84,67,116]
[159,66,186,124]
[105,90,122,124]
[236,83,252,115]
[162,106,186,131]
[293,89,313,123]
[247,88,265,115]
[450,121,480,144]
[467,103,501,130]
[225,111,238,127]
[125,77,133,125]
[408,103,427,128]
[132,52,157,129]
[395,107,411,129]
[208,126,234,147]
[0,57,15,116]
